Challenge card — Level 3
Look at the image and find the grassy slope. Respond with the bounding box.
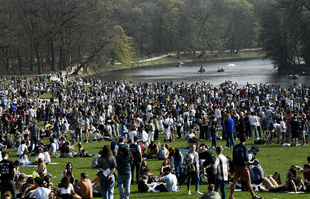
[5,130,310,199]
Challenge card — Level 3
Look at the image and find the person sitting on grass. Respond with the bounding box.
[160,159,172,177]
[199,184,220,199]
[249,159,264,185]
[138,175,150,193]
[91,173,102,197]
[29,177,51,199]
[158,167,178,192]
[185,129,199,145]
[157,144,168,160]
[42,147,51,165]
[63,162,75,184]
[36,158,48,177]
[58,176,77,199]
[303,164,310,183]
[73,173,93,199]
[147,141,158,159]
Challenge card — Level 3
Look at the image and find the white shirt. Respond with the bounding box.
[215,108,221,118]
[176,117,183,127]
[43,151,51,163]
[17,144,27,156]
[162,173,178,192]
[280,121,287,132]
[141,130,148,142]
[50,143,57,155]
[35,153,45,163]
[249,115,257,125]
[164,118,173,127]
[30,187,51,199]
[99,116,104,125]
[59,183,74,194]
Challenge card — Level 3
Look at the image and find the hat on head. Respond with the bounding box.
[251,146,259,152]
[253,159,259,164]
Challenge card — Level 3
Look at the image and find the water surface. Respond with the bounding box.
[91,58,310,87]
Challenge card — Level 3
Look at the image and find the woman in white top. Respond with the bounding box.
[18,140,32,166]
[34,149,45,165]
[58,176,76,199]
[43,147,51,165]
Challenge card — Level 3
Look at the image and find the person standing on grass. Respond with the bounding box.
[184,143,203,196]
[224,114,235,149]
[0,151,16,199]
[29,120,40,153]
[290,116,301,146]
[129,136,142,184]
[213,146,229,199]
[229,134,262,199]
[72,115,82,143]
[280,117,287,146]
[96,145,116,199]
[116,145,132,199]
[164,114,173,141]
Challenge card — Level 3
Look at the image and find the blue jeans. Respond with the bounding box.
[250,125,258,138]
[75,128,82,143]
[174,158,182,179]
[226,132,235,148]
[187,171,200,192]
[118,174,131,199]
[99,173,115,199]
[217,118,221,127]
[55,129,61,139]
[30,138,38,152]
[215,179,226,199]
[211,132,217,147]
[183,125,189,136]
[281,131,286,145]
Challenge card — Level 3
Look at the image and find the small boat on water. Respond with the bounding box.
[198,66,205,73]
[288,75,298,79]
[217,68,224,72]
[176,62,183,67]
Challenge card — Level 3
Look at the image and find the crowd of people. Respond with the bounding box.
[1,75,310,199]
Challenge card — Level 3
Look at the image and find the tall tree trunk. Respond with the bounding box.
[34,42,42,74]
[18,55,22,72]
[50,37,56,72]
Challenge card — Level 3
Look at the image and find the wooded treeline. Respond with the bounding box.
[0,0,309,74]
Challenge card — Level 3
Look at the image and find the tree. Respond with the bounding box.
[264,0,310,70]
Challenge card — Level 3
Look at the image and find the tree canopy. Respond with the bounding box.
[0,0,308,73]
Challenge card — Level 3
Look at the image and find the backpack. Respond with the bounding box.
[233,144,246,166]
[130,143,141,162]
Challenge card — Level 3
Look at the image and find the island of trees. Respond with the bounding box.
[0,0,309,74]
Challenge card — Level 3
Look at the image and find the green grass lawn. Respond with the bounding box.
[5,131,310,199]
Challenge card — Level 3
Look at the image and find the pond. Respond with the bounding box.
[90,58,310,87]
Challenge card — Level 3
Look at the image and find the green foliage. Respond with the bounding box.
[107,25,135,66]
[264,0,310,69]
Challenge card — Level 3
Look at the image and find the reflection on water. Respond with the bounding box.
[91,58,310,87]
